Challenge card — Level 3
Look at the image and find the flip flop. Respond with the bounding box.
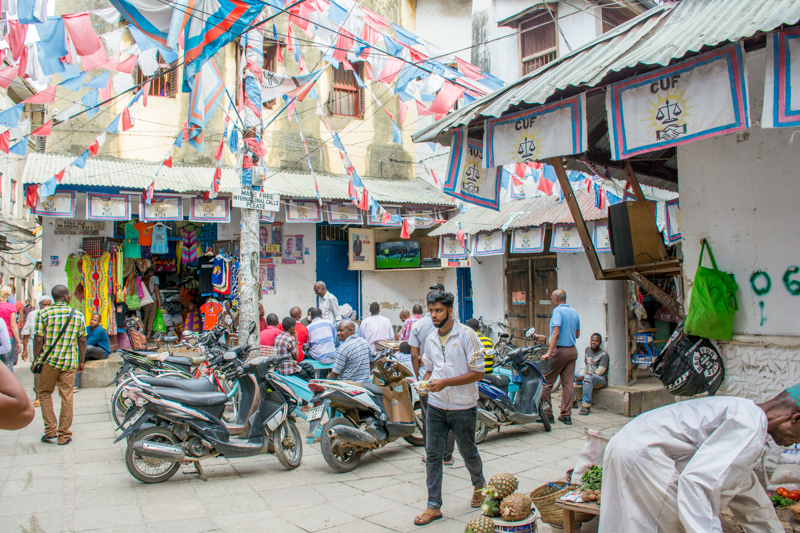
[471,488,486,508]
[414,509,443,526]
[41,435,56,443]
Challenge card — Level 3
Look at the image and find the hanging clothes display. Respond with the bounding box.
[211,254,231,295]
[198,254,214,294]
[181,224,198,265]
[65,253,86,314]
[82,252,111,326]
[199,224,216,253]
[151,224,169,254]
[134,221,154,246]
[199,299,224,331]
[124,222,141,259]
[229,259,240,310]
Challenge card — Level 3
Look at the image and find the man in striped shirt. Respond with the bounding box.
[329,320,371,382]
[306,308,338,364]
[33,285,87,445]
[466,318,494,374]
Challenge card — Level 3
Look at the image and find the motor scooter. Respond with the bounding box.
[114,351,303,483]
[475,328,552,443]
[306,351,423,473]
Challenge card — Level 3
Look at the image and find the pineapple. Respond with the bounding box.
[487,472,519,499]
[480,494,501,517]
[500,492,532,522]
[464,515,495,533]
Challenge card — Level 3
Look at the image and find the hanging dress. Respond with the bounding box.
[124,222,141,259]
[82,252,111,325]
[152,225,169,254]
[182,226,198,265]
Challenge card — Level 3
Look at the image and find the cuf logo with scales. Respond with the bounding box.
[509,116,545,164]
[462,144,484,194]
[645,75,693,141]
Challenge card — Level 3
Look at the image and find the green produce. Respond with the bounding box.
[481,494,501,517]
[581,465,603,491]
[770,493,795,508]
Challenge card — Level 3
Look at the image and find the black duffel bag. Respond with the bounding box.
[649,321,725,397]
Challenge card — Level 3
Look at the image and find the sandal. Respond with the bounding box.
[41,435,56,443]
[33,400,40,408]
[471,487,486,508]
[414,508,443,526]
[58,438,72,446]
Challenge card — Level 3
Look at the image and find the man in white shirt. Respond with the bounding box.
[314,281,341,323]
[20,296,52,407]
[360,302,394,351]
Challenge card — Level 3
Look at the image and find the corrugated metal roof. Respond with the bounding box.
[22,153,454,206]
[428,189,606,236]
[414,0,800,144]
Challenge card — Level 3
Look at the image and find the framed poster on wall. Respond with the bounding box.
[348,228,375,270]
[593,222,611,252]
[550,223,584,253]
[326,201,362,224]
[87,193,129,220]
[472,230,505,257]
[439,235,467,259]
[286,200,322,222]
[141,195,183,221]
[511,226,545,253]
[32,191,76,217]
[190,197,230,223]
[369,206,402,226]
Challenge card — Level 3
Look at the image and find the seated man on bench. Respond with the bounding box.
[328,320,370,382]
[574,333,608,416]
[274,317,314,381]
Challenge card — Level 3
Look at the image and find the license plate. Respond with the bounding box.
[307,405,325,421]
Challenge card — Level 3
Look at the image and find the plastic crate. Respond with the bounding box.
[632,332,657,366]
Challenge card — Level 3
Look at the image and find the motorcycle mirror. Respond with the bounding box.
[525,327,537,339]
[223,352,237,362]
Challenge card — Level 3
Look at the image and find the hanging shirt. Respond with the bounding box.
[599,396,782,533]
[198,255,214,294]
[124,222,141,259]
[199,301,224,331]
[151,225,168,254]
[182,226,198,265]
[134,221,154,246]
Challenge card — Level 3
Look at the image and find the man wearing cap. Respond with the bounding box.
[600,389,800,532]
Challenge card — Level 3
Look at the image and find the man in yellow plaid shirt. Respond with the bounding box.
[34,285,86,445]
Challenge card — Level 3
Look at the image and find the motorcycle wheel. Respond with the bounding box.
[111,376,136,428]
[124,427,181,484]
[538,403,552,432]
[320,417,363,473]
[403,401,425,447]
[475,420,489,444]
[272,421,303,470]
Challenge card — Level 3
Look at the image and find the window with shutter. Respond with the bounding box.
[134,53,178,98]
[602,6,635,33]
[262,40,284,109]
[331,62,364,118]
[519,10,557,76]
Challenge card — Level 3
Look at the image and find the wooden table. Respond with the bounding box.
[555,500,600,532]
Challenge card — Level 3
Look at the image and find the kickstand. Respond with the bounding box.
[183,461,208,481]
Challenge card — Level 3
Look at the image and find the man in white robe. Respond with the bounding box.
[599,388,800,532]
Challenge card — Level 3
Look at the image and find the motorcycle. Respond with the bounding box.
[307,351,422,473]
[475,328,552,443]
[115,351,303,483]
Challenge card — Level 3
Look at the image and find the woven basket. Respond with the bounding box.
[530,482,595,527]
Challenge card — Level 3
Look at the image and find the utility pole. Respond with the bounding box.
[237,19,263,348]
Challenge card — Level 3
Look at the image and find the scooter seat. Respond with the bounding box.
[138,376,216,393]
[361,382,384,396]
[165,356,195,368]
[152,388,229,407]
[482,374,511,388]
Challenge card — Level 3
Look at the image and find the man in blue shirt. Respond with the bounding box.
[306,308,339,364]
[75,313,110,390]
[541,289,580,425]
[329,320,371,382]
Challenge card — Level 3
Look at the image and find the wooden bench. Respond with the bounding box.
[555,500,600,532]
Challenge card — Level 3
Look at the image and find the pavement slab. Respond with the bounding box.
[0,362,631,532]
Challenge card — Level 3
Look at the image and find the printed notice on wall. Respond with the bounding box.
[232,188,280,212]
[54,220,105,235]
[512,291,526,305]
[348,228,375,271]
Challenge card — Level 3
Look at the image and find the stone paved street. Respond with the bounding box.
[0,364,630,533]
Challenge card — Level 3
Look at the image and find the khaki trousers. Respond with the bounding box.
[141,303,158,336]
[542,345,578,418]
[39,363,76,443]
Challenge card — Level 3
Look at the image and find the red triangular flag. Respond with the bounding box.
[24,85,57,104]
[32,119,53,137]
[0,131,10,154]
[163,156,173,168]
[347,178,355,199]
[511,174,523,187]
[88,139,100,156]
[121,108,133,131]
[358,189,369,211]
[455,57,486,81]
[587,178,593,194]
[538,176,554,195]
[416,100,433,116]
[142,81,150,107]
[25,184,38,208]
[398,100,407,125]
[146,179,155,203]
[276,41,284,63]
[214,136,224,162]
[116,54,138,74]
[457,227,466,249]
[400,219,410,239]
[514,162,526,179]
[54,169,65,183]
[351,188,359,207]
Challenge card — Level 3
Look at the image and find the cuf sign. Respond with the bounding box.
[232,188,280,212]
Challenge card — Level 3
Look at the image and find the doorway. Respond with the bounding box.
[505,257,557,341]
[457,267,473,321]
[316,225,360,317]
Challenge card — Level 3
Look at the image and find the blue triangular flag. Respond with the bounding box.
[391,122,401,145]
[9,136,28,156]
[501,168,511,190]
[383,36,403,57]
[272,23,279,43]
[84,71,111,89]
[72,150,89,169]
[0,104,23,129]
[37,44,66,76]
[464,93,476,105]
[606,191,621,206]
[370,197,380,217]
[81,89,99,117]
[35,17,68,58]
[40,176,58,197]
[129,89,144,107]
[542,165,557,182]
[568,170,583,182]
[309,86,318,100]
[174,130,183,148]
[352,70,366,89]
[327,0,347,25]
[332,132,345,152]
[351,169,365,188]
[392,24,420,47]
[106,114,121,134]
[59,72,86,92]
[228,127,238,154]
[17,0,42,24]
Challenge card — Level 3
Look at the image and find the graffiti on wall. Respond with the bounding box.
[747,266,800,326]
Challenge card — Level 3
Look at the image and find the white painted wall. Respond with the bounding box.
[470,254,505,337]
[415,0,473,63]
[553,0,602,54]
[678,49,800,402]
[361,268,458,327]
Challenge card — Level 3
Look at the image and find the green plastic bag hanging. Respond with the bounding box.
[684,240,739,340]
[153,308,166,334]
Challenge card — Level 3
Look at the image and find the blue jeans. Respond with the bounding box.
[425,405,485,509]
[575,373,606,405]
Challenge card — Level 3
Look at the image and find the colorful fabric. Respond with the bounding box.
[82,252,110,327]
[151,224,168,253]
[399,314,422,341]
[274,331,300,375]
[181,226,197,264]
[35,301,87,371]
[199,300,223,331]
[134,221,154,246]
[124,222,141,259]
[65,254,84,297]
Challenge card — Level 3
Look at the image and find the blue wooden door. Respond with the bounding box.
[457,267,473,321]
[316,241,359,316]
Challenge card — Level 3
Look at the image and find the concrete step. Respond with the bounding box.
[81,353,123,388]
[575,377,674,417]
